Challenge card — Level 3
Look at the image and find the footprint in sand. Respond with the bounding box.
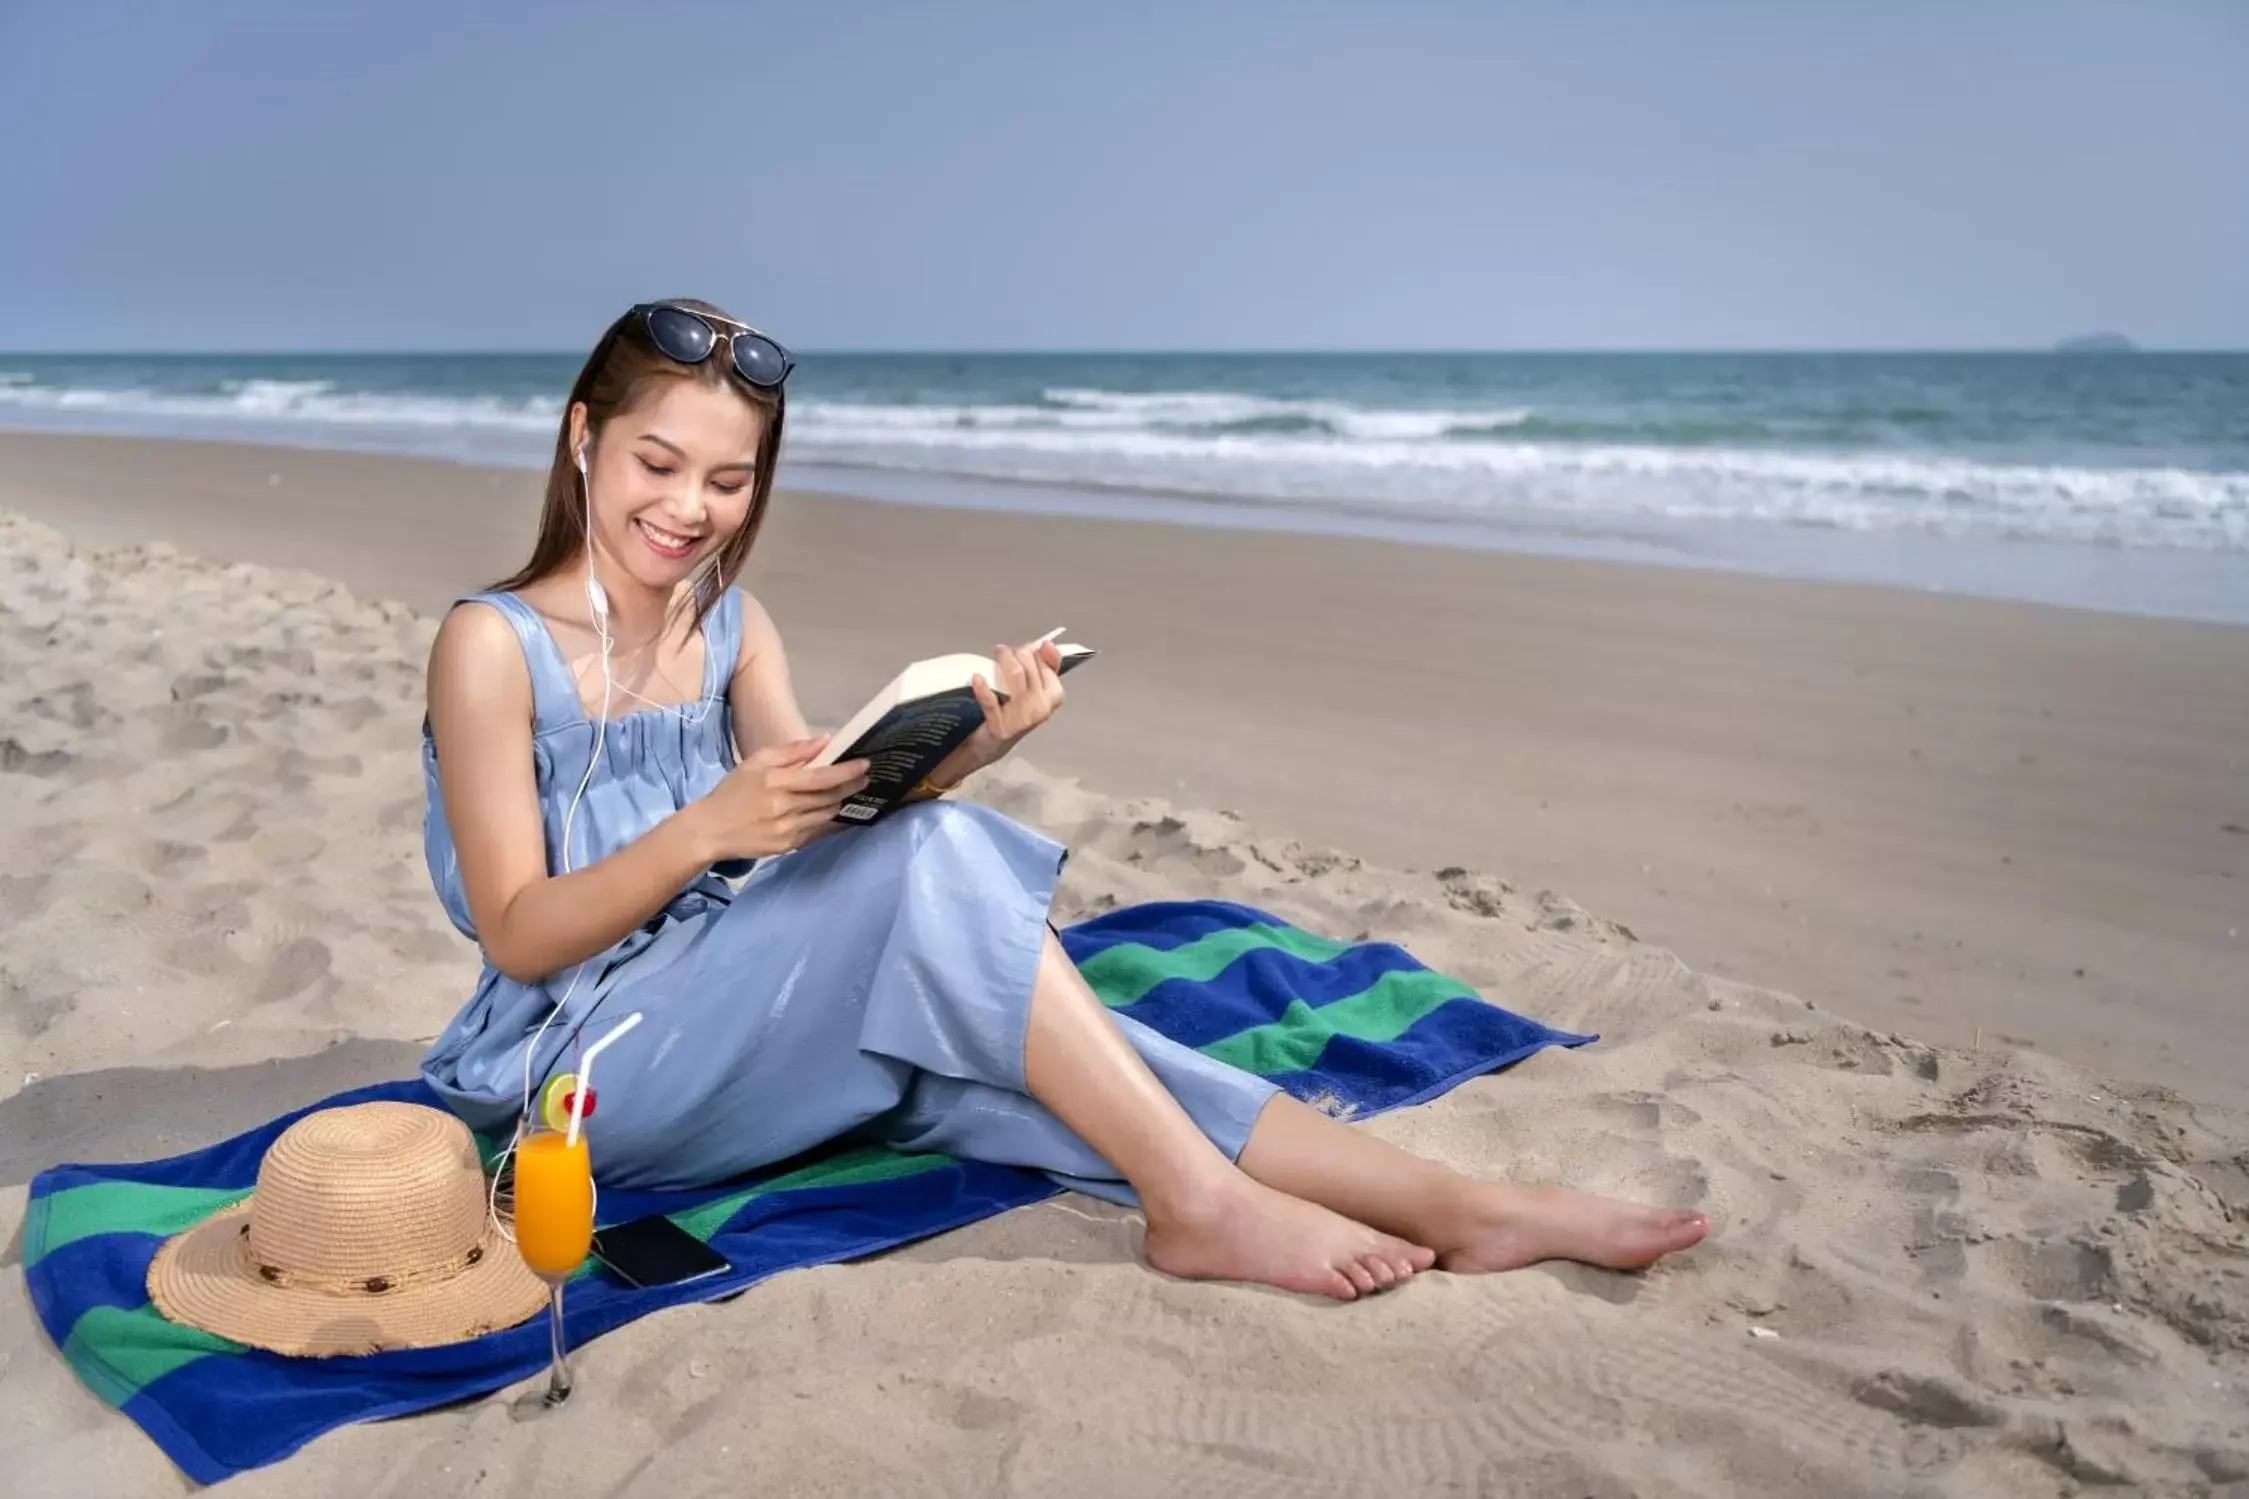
[1895,1166,1973,1288]
[17,682,118,731]
[1527,888,1637,942]
[1592,1090,1664,1131]
[147,709,231,753]
[143,787,260,847]
[257,687,327,714]
[210,808,260,843]
[250,935,333,1003]
[168,669,231,702]
[1848,1368,2002,1430]
[168,878,261,924]
[1987,1236,2118,1306]
[50,865,155,915]
[1800,1028,1900,1077]
[274,747,364,783]
[220,643,318,678]
[136,839,210,877]
[327,695,388,731]
[0,969,75,1042]
[0,736,76,777]
[0,872,53,923]
[243,823,328,867]
[384,921,469,965]
[1636,1154,1712,1209]
[1104,814,1249,879]
[375,794,424,833]
[1436,865,1515,918]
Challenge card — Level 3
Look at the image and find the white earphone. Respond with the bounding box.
[494,432,614,1238]
[577,443,609,622]
[572,436,716,726]
[492,428,730,1236]
[562,435,614,873]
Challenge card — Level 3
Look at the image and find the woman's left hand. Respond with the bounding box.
[951,639,1066,778]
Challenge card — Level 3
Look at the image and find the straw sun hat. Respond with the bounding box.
[148,1100,550,1357]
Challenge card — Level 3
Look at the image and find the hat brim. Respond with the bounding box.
[148,1200,552,1358]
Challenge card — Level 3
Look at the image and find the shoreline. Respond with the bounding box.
[4,429,2247,1114]
[5,415,2246,629]
[789,460,2249,630]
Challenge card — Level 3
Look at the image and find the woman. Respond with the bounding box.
[419,299,1709,1301]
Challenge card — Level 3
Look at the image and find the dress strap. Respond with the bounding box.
[458,591,584,732]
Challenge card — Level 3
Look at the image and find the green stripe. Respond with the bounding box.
[1199,968,1477,1076]
[39,917,1468,1367]
[539,1146,960,1280]
[25,1180,252,1267]
[35,1146,956,1287]
[1077,921,1354,1008]
[666,1144,958,1246]
[61,1303,244,1407]
[45,1159,967,1378]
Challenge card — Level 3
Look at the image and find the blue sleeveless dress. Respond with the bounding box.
[417,588,1278,1204]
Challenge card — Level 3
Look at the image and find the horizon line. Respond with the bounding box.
[2,343,2240,359]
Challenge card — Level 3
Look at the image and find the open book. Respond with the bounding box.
[812,635,1096,824]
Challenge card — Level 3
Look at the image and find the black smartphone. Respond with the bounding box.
[588,1215,731,1289]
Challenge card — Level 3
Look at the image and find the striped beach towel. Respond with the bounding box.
[21,900,1592,1483]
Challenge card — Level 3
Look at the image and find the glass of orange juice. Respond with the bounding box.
[513,1124,593,1406]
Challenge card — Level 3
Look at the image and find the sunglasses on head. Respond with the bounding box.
[629,302,794,390]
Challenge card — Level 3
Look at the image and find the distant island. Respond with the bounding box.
[2054,333,2138,353]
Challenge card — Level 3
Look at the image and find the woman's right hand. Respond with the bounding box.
[695,736,870,859]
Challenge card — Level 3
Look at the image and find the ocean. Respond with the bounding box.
[4,351,2245,624]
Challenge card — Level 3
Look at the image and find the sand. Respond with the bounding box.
[5,432,2246,1115]
[2,438,2247,1494]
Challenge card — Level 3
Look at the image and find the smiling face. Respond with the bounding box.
[574,377,767,599]
[499,300,787,630]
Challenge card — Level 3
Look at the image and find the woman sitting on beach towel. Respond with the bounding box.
[416,298,1709,1301]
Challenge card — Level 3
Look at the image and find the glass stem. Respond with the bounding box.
[543,1282,572,1406]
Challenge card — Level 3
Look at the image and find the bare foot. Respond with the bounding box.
[1144,1175,1436,1300]
[1428,1184,1709,1273]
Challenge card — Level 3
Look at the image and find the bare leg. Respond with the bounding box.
[1237,1093,1709,1272]
[1020,933,1433,1300]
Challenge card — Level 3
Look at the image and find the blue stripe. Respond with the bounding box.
[1263,997,1595,1116]
[1102,938,1447,1051]
[125,1157,1055,1483]
[118,1390,233,1489]
[26,1233,168,1322]
[25,898,1592,1482]
[1054,898,1279,960]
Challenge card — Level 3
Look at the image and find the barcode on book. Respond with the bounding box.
[839,803,878,822]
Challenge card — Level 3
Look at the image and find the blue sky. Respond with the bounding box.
[2,1,2243,351]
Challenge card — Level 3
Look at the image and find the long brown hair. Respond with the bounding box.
[490,298,786,634]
